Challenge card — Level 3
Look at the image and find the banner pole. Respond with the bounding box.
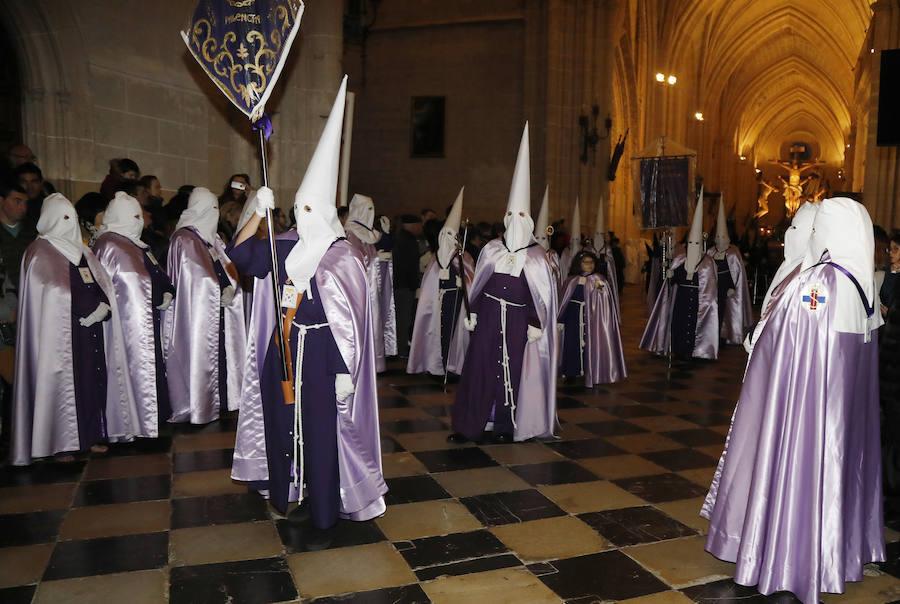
[259,129,290,381]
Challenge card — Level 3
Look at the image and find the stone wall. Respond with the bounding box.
[1,0,342,208]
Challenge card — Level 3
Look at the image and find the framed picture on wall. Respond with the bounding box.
[410,96,445,157]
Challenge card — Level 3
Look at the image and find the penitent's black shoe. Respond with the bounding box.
[288,500,311,524]
[446,432,468,444]
[492,432,514,444]
[304,525,336,551]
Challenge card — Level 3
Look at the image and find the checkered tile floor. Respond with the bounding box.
[1,285,898,603]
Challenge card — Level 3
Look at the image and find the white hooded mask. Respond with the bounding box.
[345,194,380,245]
[593,197,606,253]
[685,188,704,280]
[496,123,534,278]
[568,198,582,256]
[534,185,551,251]
[100,191,147,248]
[284,75,348,298]
[438,187,464,269]
[176,187,219,244]
[714,197,729,255]
[760,201,818,314]
[801,196,881,336]
[38,193,85,265]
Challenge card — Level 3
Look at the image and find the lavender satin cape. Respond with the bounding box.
[701,264,884,604]
[408,253,474,376]
[708,245,752,345]
[547,249,562,291]
[586,246,620,322]
[93,232,165,437]
[376,256,398,357]
[346,231,387,371]
[558,273,627,386]
[162,228,240,424]
[214,235,247,409]
[11,240,134,464]
[468,239,558,440]
[639,252,719,359]
[232,234,387,519]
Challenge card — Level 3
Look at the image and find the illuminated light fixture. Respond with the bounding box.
[739,155,747,161]
[755,168,762,174]
[871,48,875,53]
[656,72,665,82]
[694,112,704,121]
[667,75,677,85]
[846,143,851,148]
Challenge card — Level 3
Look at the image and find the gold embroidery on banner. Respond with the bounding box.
[188,5,295,109]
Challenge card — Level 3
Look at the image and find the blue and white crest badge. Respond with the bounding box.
[801,283,827,312]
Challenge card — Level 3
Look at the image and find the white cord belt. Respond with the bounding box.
[290,321,330,493]
[571,299,586,375]
[484,292,526,428]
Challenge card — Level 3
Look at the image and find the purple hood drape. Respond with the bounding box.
[408,253,474,376]
[558,273,627,386]
[708,245,753,345]
[702,263,884,604]
[11,240,135,464]
[93,232,164,438]
[468,239,558,440]
[639,250,719,359]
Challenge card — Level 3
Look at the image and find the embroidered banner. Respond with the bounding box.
[638,157,690,228]
[181,0,305,121]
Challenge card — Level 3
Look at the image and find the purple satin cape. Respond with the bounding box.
[346,231,388,371]
[702,264,884,603]
[11,241,133,464]
[162,228,238,424]
[93,232,164,438]
[232,233,387,520]
[466,239,558,441]
[639,252,719,359]
[215,236,247,411]
[708,245,753,345]
[558,273,627,386]
[408,254,474,376]
[376,256,398,357]
[547,248,562,291]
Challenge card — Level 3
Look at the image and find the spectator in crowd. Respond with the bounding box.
[100,158,140,200]
[15,163,45,224]
[218,200,242,243]
[219,173,250,207]
[75,192,108,247]
[421,207,436,223]
[0,182,37,290]
[337,205,349,225]
[393,214,423,358]
[6,144,36,168]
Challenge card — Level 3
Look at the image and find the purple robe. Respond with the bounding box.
[11,241,133,464]
[558,273,627,386]
[452,239,558,441]
[93,232,175,437]
[702,263,884,604]
[708,245,753,345]
[584,245,621,323]
[639,251,719,360]
[408,253,474,376]
[228,234,387,522]
[162,227,237,424]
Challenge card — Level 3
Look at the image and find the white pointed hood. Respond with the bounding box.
[568,198,582,254]
[764,201,818,308]
[438,187,464,268]
[802,196,880,335]
[38,193,85,265]
[285,75,348,298]
[714,196,729,253]
[686,187,704,279]
[496,123,533,278]
[176,187,219,244]
[346,193,380,244]
[100,191,147,247]
[593,197,606,252]
[534,185,551,251]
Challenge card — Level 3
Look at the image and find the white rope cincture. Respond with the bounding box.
[290,321,330,494]
[484,292,526,429]
[572,299,586,376]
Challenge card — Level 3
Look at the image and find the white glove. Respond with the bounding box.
[220,285,235,307]
[726,288,736,298]
[156,292,173,311]
[379,216,390,233]
[527,324,542,343]
[665,268,675,279]
[463,313,477,332]
[79,302,111,327]
[335,373,355,402]
[742,333,753,354]
[377,250,392,261]
[254,186,275,217]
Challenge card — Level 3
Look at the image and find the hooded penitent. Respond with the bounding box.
[706,195,752,346]
[685,190,704,280]
[592,197,606,253]
[345,194,379,245]
[590,196,620,319]
[408,186,474,376]
[534,185,562,287]
[228,75,387,523]
[451,122,558,442]
[559,198,581,276]
[175,187,220,244]
[714,197,729,254]
[94,192,176,437]
[13,194,137,464]
[701,196,884,604]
